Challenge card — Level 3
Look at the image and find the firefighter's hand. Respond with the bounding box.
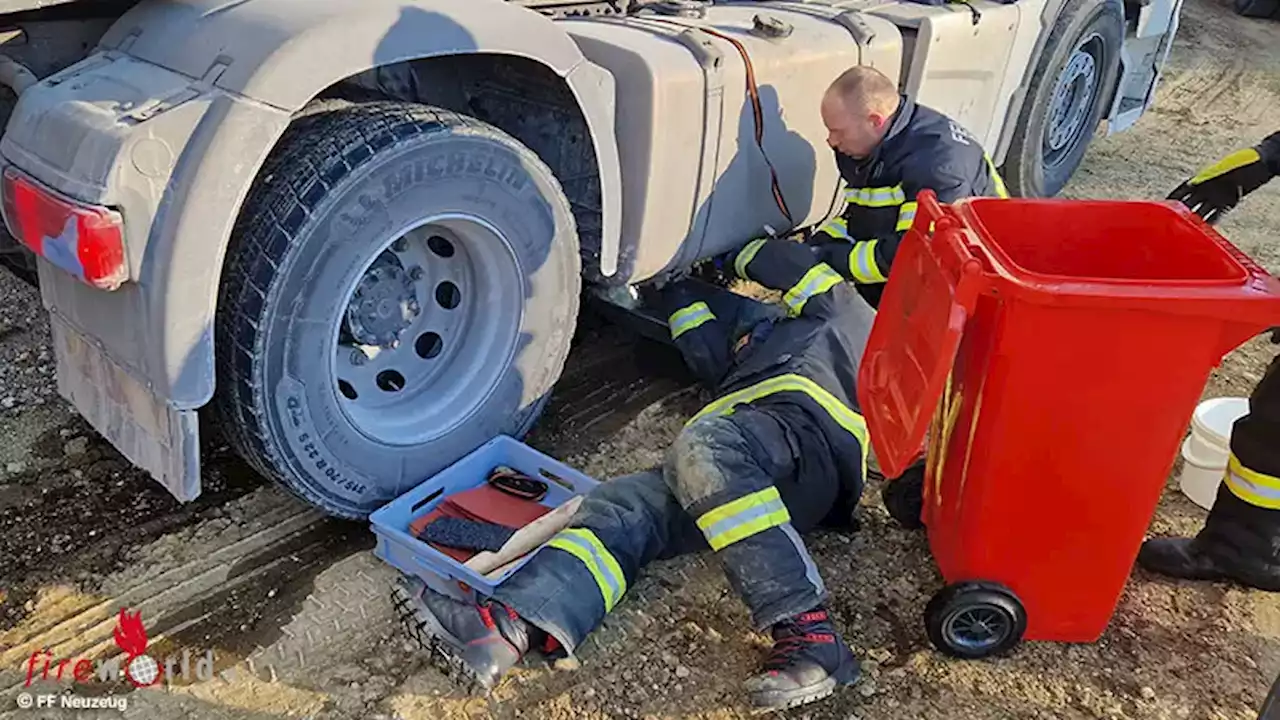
[1167,148,1276,225]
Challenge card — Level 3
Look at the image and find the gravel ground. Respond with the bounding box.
[3,0,1280,717]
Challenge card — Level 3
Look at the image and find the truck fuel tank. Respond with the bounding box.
[561,3,903,284]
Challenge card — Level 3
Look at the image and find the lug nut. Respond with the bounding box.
[409,266,424,281]
[391,238,408,252]
[350,349,367,366]
[407,300,420,313]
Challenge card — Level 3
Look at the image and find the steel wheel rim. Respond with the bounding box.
[943,604,1012,652]
[329,213,523,446]
[1044,33,1103,167]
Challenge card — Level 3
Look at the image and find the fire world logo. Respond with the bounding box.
[112,609,159,688]
[23,607,215,688]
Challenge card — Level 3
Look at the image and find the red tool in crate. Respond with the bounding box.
[859,190,1280,659]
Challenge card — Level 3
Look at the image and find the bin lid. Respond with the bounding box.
[856,212,985,479]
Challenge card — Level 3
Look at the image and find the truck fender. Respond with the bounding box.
[99,0,621,406]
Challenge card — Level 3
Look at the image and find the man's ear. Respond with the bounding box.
[869,112,888,130]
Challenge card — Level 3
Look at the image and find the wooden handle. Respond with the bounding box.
[464,495,585,575]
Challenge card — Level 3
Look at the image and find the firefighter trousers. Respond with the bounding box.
[1200,349,1280,564]
[492,282,856,654]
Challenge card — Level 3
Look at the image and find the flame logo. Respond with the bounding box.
[112,608,148,657]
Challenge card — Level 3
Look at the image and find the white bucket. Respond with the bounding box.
[1176,397,1250,510]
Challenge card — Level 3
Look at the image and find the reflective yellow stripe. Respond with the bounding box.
[781,263,843,316]
[848,240,886,283]
[845,185,906,208]
[734,238,768,279]
[1224,453,1280,510]
[546,527,627,612]
[896,202,918,232]
[668,301,715,340]
[687,373,869,478]
[984,154,1010,198]
[695,486,791,551]
[818,215,850,240]
[1192,148,1263,185]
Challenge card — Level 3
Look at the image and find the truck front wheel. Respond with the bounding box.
[214,102,580,519]
[1002,0,1123,197]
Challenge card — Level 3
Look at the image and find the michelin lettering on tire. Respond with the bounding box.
[215,103,580,519]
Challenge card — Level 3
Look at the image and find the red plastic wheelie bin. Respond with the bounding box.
[858,191,1280,659]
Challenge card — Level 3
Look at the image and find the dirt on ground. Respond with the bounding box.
[3,0,1280,717]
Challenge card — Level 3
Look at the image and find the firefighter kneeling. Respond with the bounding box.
[400,237,872,710]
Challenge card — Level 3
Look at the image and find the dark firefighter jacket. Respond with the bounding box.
[677,238,873,527]
[810,94,1008,307]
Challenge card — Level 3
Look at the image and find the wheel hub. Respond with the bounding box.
[948,607,1010,650]
[345,252,420,348]
[1043,35,1103,167]
[328,217,523,447]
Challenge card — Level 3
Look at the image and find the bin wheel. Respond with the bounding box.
[881,461,926,530]
[925,582,1027,659]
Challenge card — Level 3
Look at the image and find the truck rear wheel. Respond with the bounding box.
[1002,0,1123,197]
[214,101,580,519]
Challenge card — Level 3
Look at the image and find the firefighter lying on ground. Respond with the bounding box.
[803,65,1008,308]
[1138,130,1280,591]
[400,235,874,711]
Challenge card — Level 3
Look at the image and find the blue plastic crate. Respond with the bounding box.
[369,435,599,601]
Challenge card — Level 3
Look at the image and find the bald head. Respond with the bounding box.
[821,66,901,158]
[827,66,901,116]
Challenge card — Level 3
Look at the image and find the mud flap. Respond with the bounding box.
[1106,0,1184,134]
[50,309,201,501]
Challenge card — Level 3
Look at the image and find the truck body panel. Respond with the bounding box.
[565,6,903,283]
[98,0,625,274]
[1,0,623,407]
[98,0,582,111]
[860,0,1045,160]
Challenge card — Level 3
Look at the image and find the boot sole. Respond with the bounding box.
[748,657,861,712]
[424,633,488,695]
[1139,559,1280,592]
[749,677,839,713]
[393,585,489,694]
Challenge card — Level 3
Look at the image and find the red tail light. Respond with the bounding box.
[1,167,127,290]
